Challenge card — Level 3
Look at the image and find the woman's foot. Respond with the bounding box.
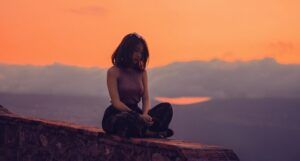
[144,128,174,138]
[157,128,174,138]
[144,129,158,138]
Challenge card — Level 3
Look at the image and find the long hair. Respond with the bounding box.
[111,32,149,72]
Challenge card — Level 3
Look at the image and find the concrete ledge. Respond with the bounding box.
[0,106,240,161]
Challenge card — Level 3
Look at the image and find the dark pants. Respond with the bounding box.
[101,102,173,138]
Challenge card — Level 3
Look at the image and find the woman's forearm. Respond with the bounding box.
[112,101,132,112]
[142,97,150,114]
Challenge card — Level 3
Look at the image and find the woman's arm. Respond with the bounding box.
[142,69,151,114]
[107,66,132,112]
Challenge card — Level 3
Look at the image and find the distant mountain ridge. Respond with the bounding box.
[0,57,299,98]
[149,57,300,98]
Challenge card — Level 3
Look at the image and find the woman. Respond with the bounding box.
[101,32,174,138]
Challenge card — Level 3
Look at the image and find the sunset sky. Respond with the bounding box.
[1,0,299,68]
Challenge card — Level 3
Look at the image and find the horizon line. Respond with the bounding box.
[0,57,299,69]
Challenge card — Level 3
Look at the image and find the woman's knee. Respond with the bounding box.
[159,102,173,114]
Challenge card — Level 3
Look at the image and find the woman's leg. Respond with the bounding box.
[106,112,147,137]
[102,105,147,138]
[147,102,173,132]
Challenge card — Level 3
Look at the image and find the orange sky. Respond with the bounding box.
[155,96,211,105]
[1,0,300,68]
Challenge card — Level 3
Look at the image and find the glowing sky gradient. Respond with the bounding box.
[1,0,300,68]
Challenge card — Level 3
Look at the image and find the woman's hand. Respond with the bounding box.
[140,113,154,125]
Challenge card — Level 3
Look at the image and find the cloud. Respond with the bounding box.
[68,6,107,16]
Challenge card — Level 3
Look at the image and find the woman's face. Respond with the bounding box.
[132,43,144,65]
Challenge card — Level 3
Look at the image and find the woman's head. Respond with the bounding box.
[111,32,149,72]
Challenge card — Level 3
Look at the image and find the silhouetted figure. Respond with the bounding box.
[102,33,174,138]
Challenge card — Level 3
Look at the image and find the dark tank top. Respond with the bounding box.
[116,67,144,105]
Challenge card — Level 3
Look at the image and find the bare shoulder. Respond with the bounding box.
[142,69,148,74]
[107,65,120,76]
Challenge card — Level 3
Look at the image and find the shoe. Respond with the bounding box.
[156,128,174,138]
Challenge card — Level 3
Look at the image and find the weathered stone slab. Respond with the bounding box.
[0,106,240,161]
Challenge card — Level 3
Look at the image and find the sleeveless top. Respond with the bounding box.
[115,67,144,105]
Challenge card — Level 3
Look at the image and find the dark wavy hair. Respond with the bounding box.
[111,32,149,72]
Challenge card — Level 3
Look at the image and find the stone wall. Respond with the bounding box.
[0,106,240,161]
